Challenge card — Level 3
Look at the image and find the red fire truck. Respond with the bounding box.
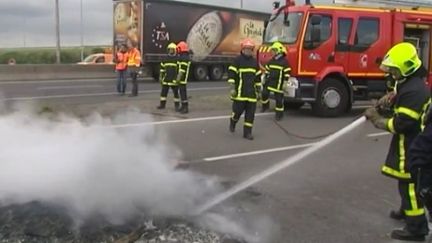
[258,0,432,116]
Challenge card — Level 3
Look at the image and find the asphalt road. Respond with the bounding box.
[149,110,404,243]
[1,78,412,243]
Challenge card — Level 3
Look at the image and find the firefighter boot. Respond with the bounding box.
[390,209,406,220]
[157,100,166,110]
[391,228,426,242]
[261,103,269,113]
[229,119,237,133]
[180,103,189,114]
[174,102,180,112]
[275,111,283,121]
[243,126,254,140]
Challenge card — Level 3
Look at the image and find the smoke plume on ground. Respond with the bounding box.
[0,107,220,225]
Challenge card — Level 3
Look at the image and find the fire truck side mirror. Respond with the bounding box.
[273,1,280,9]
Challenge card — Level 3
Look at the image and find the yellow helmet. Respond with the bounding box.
[271,41,286,54]
[167,42,177,50]
[381,42,422,77]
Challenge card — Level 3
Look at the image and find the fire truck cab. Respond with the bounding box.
[259,0,432,116]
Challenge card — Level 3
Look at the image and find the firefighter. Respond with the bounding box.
[261,41,291,121]
[364,42,430,241]
[409,101,432,220]
[176,41,191,114]
[157,43,180,111]
[127,42,142,97]
[228,38,262,140]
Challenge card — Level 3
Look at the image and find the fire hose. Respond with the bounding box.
[193,116,367,215]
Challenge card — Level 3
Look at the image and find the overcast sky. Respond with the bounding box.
[0,0,330,48]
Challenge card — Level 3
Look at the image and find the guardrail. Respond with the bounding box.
[0,64,117,82]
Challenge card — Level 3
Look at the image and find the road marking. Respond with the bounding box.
[202,143,316,162]
[367,132,390,137]
[0,86,226,101]
[0,78,152,85]
[37,85,104,90]
[106,112,274,128]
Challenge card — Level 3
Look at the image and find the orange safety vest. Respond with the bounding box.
[115,52,128,70]
[127,48,141,67]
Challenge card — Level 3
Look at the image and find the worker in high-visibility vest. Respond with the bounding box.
[157,43,180,111]
[228,38,262,140]
[365,42,430,241]
[176,41,191,114]
[114,44,128,95]
[261,41,291,121]
[127,42,142,97]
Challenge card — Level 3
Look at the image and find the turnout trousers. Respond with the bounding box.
[230,100,256,136]
[398,180,428,235]
[159,85,180,109]
[262,88,284,119]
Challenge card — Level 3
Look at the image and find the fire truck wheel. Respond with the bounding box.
[193,65,209,81]
[209,65,224,81]
[313,78,349,117]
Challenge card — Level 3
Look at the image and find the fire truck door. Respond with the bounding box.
[347,14,390,77]
[404,23,432,89]
[299,13,334,75]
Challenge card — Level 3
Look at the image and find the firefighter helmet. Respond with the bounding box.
[381,42,422,77]
[240,38,255,49]
[271,41,286,54]
[177,41,189,53]
[167,42,177,50]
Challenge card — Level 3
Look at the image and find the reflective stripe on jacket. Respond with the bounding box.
[227,54,262,102]
[177,52,191,84]
[160,55,178,86]
[264,55,290,93]
[382,69,430,181]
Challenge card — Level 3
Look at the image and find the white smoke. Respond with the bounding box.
[0,106,221,225]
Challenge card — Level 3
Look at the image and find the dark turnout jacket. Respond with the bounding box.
[382,68,430,181]
[227,53,262,102]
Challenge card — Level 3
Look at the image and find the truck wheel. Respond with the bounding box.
[209,65,224,81]
[284,101,305,110]
[193,65,208,81]
[312,78,349,117]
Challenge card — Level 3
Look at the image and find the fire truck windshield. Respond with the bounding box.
[264,12,303,44]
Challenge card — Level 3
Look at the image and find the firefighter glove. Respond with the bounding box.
[176,73,183,82]
[256,91,261,101]
[376,91,395,111]
[371,118,388,130]
[230,84,237,97]
[364,107,380,121]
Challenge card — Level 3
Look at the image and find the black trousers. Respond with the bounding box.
[398,180,429,234]
[179,84,188,105]
[160,85,179,103]
[129,68,139,96]
[262,88,284,114]
[231,100,256,129]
